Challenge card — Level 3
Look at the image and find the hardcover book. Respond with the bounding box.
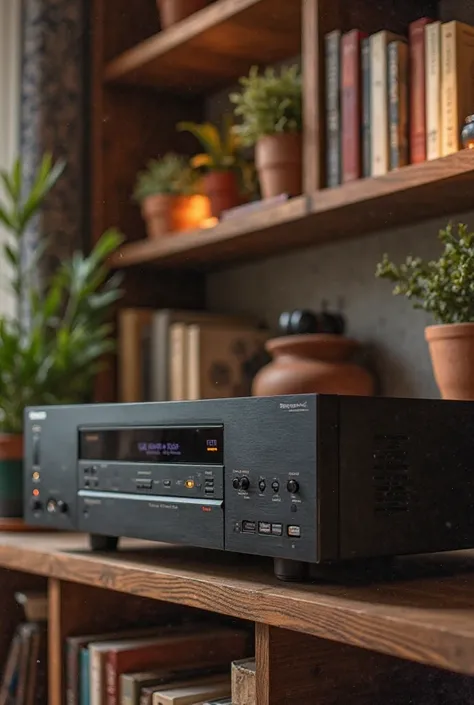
[409,17,434,163]
[342,30,367,182]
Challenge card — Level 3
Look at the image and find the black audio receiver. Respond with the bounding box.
[23,394,474,580]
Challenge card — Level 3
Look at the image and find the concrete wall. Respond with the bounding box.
[207,212,474,399]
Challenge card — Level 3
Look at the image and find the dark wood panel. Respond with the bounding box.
[104,0,301,92]
[4,536,474,674]
[109,152,474,270]
[255,625,474,705]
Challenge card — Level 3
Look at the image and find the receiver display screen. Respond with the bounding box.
[79,426,223,465]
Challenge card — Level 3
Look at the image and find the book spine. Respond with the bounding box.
[409,18,433,163]
[325,30,341,187]
[169,323,186,401]
[106,653,118,705]
[120,675,134,705]
[441,22,457,155]
[342,30,365,182]
[389,41,409,169]
[425,22,442,160]
[66,640,77,705]
[89,648,102,705]
[370,32,390,176]
[361,37,371,177]
[80,648,90,705]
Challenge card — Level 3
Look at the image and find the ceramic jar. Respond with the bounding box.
[252,334,374,397]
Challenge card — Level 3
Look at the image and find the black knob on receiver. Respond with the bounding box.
[232,477,241,489]
[287,479,300,494]
[57,500,68,514]
[240,476,250,491]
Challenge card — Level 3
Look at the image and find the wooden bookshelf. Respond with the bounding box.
[4,533,474,705]
[3,533,474,677]
[111,152,474,270]
[104,0,301,91]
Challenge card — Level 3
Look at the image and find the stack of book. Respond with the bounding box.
[325,18,474,186]
[118,308,269,403]
[66,622,250,705]
[0,592,48,705]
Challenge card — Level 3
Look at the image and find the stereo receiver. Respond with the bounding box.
[24,394,474,580]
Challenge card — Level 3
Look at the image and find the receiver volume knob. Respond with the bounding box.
[232,477,241,489]
[287,479,300,494]
[240,476,250,491]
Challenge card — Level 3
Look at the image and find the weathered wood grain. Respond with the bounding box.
[2,535,474,675]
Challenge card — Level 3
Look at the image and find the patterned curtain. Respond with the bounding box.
[20,0,87,285]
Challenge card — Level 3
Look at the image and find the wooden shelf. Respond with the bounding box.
[4,533,474,675]
[104,0,301,92]
[111,152,474,271]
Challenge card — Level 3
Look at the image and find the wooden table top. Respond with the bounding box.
[2,532,474,675]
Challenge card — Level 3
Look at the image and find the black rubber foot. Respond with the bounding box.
[274,558,309,582]
[89,534,119,552]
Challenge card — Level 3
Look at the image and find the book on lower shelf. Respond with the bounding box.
[118,308,268,403]
[0,591,48,705]
[66,622,251,705]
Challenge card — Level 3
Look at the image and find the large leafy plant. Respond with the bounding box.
[230,65,302,147]
[133,153,199,201]
[0,154,124,434]
[376,222,474,324]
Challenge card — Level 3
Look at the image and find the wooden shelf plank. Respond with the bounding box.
[104,0,301,92]
[110,152,474,270]
[4,534,474,675]
[110,196,309,269]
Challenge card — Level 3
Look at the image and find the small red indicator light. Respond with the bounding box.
[32,488,40,497]
[201,506,211,512]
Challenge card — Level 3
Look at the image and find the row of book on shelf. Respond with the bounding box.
[118,308,269,403]
[325,18,474,186]
[1,591,256,705]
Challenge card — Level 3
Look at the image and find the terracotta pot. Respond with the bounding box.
[255,133,302,200]
[157,0,208,29]
[252,334,374,397]
[0,434,23,519]
[425,323,474,400]
[203,170,241,219]
[141,194,210,239]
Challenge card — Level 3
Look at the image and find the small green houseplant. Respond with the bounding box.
[376,222,474,399]
[133,154,210,238]
[230,65,303,199]
[177,119,253,218]
[0,154,123,520]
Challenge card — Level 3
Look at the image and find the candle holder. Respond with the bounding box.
[461,115,474,149]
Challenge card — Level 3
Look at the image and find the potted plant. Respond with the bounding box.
[230,65,303,200]
[133,154,210,239]
[376,222,474,400]
[157,0,208,30]
[0,154,123,522]
[177,119,252,219]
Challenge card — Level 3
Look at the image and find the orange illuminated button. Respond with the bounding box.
[185,479,195,489]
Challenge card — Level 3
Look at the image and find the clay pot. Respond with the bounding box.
[0,434,23,519]
[252,334,374,397]
[255,133,302,200]
[203,170,241,219]
[425,323,474,399]
[158,0,208,29]
[141,194,210,239]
